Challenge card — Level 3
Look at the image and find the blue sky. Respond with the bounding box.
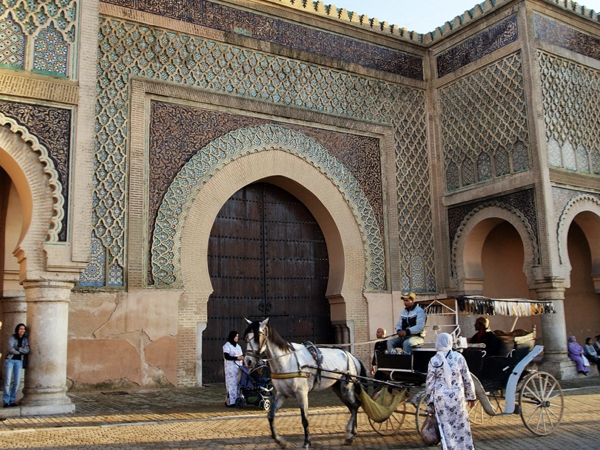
[329,0,600,33]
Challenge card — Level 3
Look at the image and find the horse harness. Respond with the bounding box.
[246,329,325,384]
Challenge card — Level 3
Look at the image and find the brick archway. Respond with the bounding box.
[452,205,538,293]
[0,124,57,275]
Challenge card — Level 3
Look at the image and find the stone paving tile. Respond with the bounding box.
[0,377,597,449]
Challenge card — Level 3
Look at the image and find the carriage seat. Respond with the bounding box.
[493,327,536,359]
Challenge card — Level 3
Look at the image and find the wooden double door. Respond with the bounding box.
[202,182,333,383]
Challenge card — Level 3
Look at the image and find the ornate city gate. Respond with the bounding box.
[203,182,333,383]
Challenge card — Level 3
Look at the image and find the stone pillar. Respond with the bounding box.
[1,293,27,354]
[1,293,27,397]
[19,280,75,415]
[535,280,577,379]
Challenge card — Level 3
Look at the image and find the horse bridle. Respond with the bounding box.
[245,326,310,379]
[244,329,267,362]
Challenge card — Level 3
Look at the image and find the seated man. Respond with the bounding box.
[470,316,500,357]
[371,327,388,381]
[386,292,426,355]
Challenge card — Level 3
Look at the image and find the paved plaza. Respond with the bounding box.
[0,377,598,450]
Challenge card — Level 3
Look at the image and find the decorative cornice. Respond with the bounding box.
[262,0,600,46]
[0,74,79,105]
[550,168,600,192]
[0,114,65,242]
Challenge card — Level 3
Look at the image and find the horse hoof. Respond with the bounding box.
[343,438,354,446]
[277,440,288,449]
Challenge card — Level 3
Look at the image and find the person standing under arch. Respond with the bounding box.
[223,330,245,407]
[3,323,29,407]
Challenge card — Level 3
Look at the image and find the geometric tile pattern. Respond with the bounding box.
[439,52,530,191]
[0,0,77,76]
[0,99,72,241]
[33,22,68,76]
[101,0,423,79]
[0,110,67,243]
[151,124,385,291]
[437,15,518,78]
[78,232,106,286]
[148,101,384,285]
[393,88,434,293]
[89,17,433,291]
[0,12,25,68]
[538,51,600,176]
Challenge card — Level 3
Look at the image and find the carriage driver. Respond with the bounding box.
[386,292,426,355]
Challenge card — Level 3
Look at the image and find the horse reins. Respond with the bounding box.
[245,330,318,380]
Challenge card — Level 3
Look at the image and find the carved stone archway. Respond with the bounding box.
[151,125,379,385]
[556,194,600,292]
[452,204,539,293]
[0,125,75,414]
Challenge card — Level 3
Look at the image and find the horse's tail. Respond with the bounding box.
[353,357,367,398]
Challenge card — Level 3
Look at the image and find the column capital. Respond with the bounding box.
[1,293,27,313]
[22,279,74,303]
[533,277,567,297]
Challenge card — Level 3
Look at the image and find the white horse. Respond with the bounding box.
[243,318,365,449]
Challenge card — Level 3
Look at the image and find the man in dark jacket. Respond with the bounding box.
[470,316,500,357]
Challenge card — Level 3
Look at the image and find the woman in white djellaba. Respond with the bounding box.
[223,330,245,407]
[426,333,476,450]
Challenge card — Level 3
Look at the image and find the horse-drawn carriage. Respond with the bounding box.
[369,296,563,437]
[243,295,563,449]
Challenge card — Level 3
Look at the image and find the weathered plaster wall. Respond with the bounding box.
[68,290,181,389]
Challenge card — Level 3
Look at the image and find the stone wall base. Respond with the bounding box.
[538,359,581,380]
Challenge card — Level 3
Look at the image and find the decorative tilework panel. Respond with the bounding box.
[91,17,432,290]
[0,12,25,69]
[591,149,600,174]
[393,88,433,293]
[548,138,562,167]
[78,232,106,286]
[538,51,600,179]
[148,101,384,285]
[448,189,539,265]
[512,140,529,173]
[577,145,590,173]
[100,0,422,79]
[33,22,68,76]
[0,99,71,241]
[0,0,77,77]
[462,158,475,186]
[437,15,519,78]
[440,52,530,192]
[534,13,600,62]
[495,146,510,177]
[477,152,493,182]
[446,162,460,191]
[151,124,385,291]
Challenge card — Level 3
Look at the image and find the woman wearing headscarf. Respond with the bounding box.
[426,333,476,450]
[223,330,245,407]
[3,323,29,407]
[567,335,589,376]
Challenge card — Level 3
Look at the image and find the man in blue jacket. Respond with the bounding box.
[386,292,426,355]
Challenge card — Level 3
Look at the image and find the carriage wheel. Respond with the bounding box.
[518,372,564,436]
[261,398,272,411]
[415,391,429,434]
[469,390,502,425]
[368,388,407,436]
